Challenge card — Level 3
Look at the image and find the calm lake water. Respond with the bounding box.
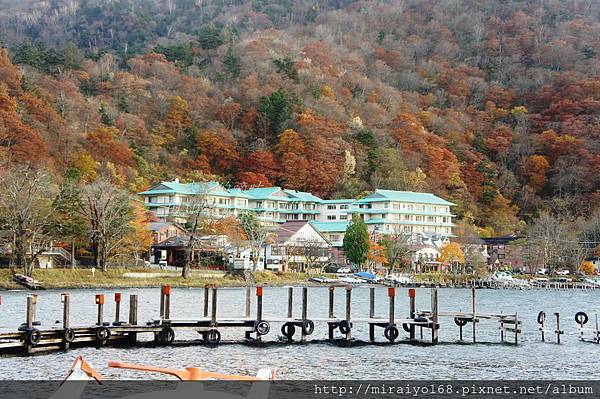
[0,286,597,379]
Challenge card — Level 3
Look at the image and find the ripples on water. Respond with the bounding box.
[0,286,596,379]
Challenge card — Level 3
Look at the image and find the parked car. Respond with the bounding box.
[536,268,548,275]
[555,269,570,276]
[336,266,351,274]
[323,264,341,273]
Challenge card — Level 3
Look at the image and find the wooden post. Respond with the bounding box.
[203,286,210,318]
[408,288,416,341]
[540,312,545,342]
[328,286,335,340]
[500,311,505,342]
[471,287,477,343]
[26,295,36,329]
[287,287,294,318]
[256,286,263,342]
[159,287,165,319]
[128,295,138,325]
[61,293,70,328]
[301,287,308,342]
[114,293,121,323]
[592,313,600,344]
[245,287,251,318]
[514,312,519,344]
[162,285,171,320]
[554,312,561,344]
[211,287,218,326]
[328,287,334,318]
[128,294,138,344]
[61,293,70,349]
[431,288,439,344]
[95,294,104,326]
[388,287,395,325]
[369,287,375,319]
[25,295,37,354]
[345,286,352,341]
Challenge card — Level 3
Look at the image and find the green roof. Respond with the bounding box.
[138,181,254,198]
[320,199,354,204]
[356,189,455,206]
[243,187,282,199]
[310,221,349,233]
[284,189,322,202]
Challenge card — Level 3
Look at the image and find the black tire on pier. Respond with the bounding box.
[63,328,76,343]
[281,322,296,339]
[255,321,270,336]
[162,327,175,345]
[302,320,315,335]
[205,329,221,345]
[27,329,42,346]
[537,311,546,324]
[402,323,411,333]
[575,311,589,325]
[338,320,351,335]
[95,327,111,344]
[454,317,469,327]
[384,325,399,342]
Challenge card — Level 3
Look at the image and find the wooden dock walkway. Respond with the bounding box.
[0,285,527,357]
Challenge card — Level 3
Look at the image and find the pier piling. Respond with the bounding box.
[114,293,121,324]
[408,288,416,341]
[95,294,104,326]
[345,286,352,341]
[301,287,308,342]
[203,286,210,318]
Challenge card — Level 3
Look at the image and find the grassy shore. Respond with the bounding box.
[0,268,314,290]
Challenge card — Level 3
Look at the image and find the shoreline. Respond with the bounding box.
[0,269,318,291]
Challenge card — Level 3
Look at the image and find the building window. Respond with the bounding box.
[340,215,348,220]
[327,205,337,210]
[327,215,337,220]
[340,204,349,210]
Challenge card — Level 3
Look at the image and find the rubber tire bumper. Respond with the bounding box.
[575,311,589,325]
[255,321,270,336]
[302,320,315,335]
[205,329,221,344]
[339,320,351,335]
[95,326,111,344]
[281,322,296,339]
[63,328,76,343]
[384,325,399,342]
[537,311,546,324]
[27,328,42,346]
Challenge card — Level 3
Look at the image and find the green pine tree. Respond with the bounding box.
[343,215,370,269]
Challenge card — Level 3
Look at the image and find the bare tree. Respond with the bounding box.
[238,211,271,271]
[174,184,216,278]
[382,228,411,275]
[287,238,330,273]
[77,178,133,272]
[0,165,58,276]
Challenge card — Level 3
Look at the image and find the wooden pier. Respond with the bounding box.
[0,285,524,357]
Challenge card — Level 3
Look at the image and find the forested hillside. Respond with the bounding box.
[0,0,599,235]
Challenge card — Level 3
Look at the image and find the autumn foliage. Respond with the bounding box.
[0,0,599,235]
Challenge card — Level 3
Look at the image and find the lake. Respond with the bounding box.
[0,286,596,379]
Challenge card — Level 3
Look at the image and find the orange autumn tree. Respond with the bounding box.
[367,239,388,270]
[439,242,465,272]
[123,202,153,268]
[519,155,550,192]
[196,129,239,174]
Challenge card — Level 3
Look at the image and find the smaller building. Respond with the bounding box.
[149,222,186,245]
[410,244,442,273]
[269,221,331,272]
